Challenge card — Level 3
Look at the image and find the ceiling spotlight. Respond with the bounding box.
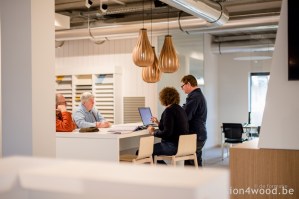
[99,0,108,13]
[85,0,93,8]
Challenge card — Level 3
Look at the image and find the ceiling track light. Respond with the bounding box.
[85,0,93,8]
[99,0,109,13]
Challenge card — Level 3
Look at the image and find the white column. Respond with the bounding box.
[0,0,55,157]
[259,0,299,150]
[0,14,2,157]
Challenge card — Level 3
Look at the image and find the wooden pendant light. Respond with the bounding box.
[142,47,161,83]
[132,28,154,67]
[158,35,179,73]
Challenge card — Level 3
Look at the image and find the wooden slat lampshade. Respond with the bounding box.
[142,47,161,83]
[158,35,179,73]
[132,28,154,67]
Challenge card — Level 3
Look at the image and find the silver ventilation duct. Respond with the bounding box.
[211,39,275,54]
[160,0,229,26]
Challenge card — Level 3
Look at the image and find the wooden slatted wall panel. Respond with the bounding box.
[123,97,145,124]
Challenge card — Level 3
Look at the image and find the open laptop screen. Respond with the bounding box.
[138,107,154,126]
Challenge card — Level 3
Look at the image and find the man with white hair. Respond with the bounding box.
[73,92,111,128]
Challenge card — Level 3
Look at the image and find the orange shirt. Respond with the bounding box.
[56,111,76,132]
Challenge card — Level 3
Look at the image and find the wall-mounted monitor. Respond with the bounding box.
[288,1,299,80]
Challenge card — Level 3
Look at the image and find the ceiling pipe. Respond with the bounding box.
[213,33,277,43]
[160,0,229,26]
[55,15,279,41]
[211,39,275,54]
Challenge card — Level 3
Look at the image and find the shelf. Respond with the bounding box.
[56,75,73,112]
[94,74,115,124]
[56,73,118,123]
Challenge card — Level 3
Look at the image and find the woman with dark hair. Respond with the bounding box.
[147,87,189,158]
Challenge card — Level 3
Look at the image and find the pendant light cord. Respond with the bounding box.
[142,0,145,29]
[167,5,169,35]
[151,0,152,44]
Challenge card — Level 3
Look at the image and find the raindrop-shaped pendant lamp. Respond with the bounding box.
[159,35,179,73]
[142,47,161,83]
[132,28,154,67]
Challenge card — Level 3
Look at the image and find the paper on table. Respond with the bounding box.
[108,131,133,134]
[106,124,138,134]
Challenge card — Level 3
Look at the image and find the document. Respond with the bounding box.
[107,124,138,134]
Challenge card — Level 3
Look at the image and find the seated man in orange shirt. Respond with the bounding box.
[56,93,76,132]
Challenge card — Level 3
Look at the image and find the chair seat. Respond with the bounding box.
[119,136,154,165]
[119,154,137,162]
[154,134,198,168]
[225,138,247,144]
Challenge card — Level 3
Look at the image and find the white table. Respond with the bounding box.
[56,126,149,162]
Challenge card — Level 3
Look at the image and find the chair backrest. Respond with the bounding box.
[136,136,154,160]
[175,134,197,157]
[257,126,261,135]
[222,123,243,139]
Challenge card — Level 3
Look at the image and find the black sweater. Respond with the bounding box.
[154,104,189,146]
[183,88,207,140]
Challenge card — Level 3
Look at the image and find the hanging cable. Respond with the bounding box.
[178,11,189,35]
[208,1,224,24]
[167,5,170,35]
[150,0,153,44]
[87,8,108,45]
[142,0,145,29]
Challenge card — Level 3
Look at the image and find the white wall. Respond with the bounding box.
[203,34,220,148]
[259,0,299,150]
[0,16,2,157]
[55,38,159,117]
[1,0,55,157]
[218,53,272,124]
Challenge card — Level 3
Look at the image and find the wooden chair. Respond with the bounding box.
[120,136,154,165]
[154,134,198,168]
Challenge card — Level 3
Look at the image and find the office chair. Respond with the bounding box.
[154,134,198,168]
[120,136,154,165]
[221,123,248,160]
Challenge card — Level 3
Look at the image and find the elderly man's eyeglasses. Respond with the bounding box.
[181,83,187,89]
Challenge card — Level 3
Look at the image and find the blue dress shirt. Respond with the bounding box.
[73,103,105,128]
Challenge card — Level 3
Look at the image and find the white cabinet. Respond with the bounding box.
[73,75,93,108]
[56,73,121,124]
[93,74,115,123]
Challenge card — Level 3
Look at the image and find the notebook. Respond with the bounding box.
[138,107,157,127]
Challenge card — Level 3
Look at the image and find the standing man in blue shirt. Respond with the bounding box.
[73,92,111,128]
[181,75,207,167]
